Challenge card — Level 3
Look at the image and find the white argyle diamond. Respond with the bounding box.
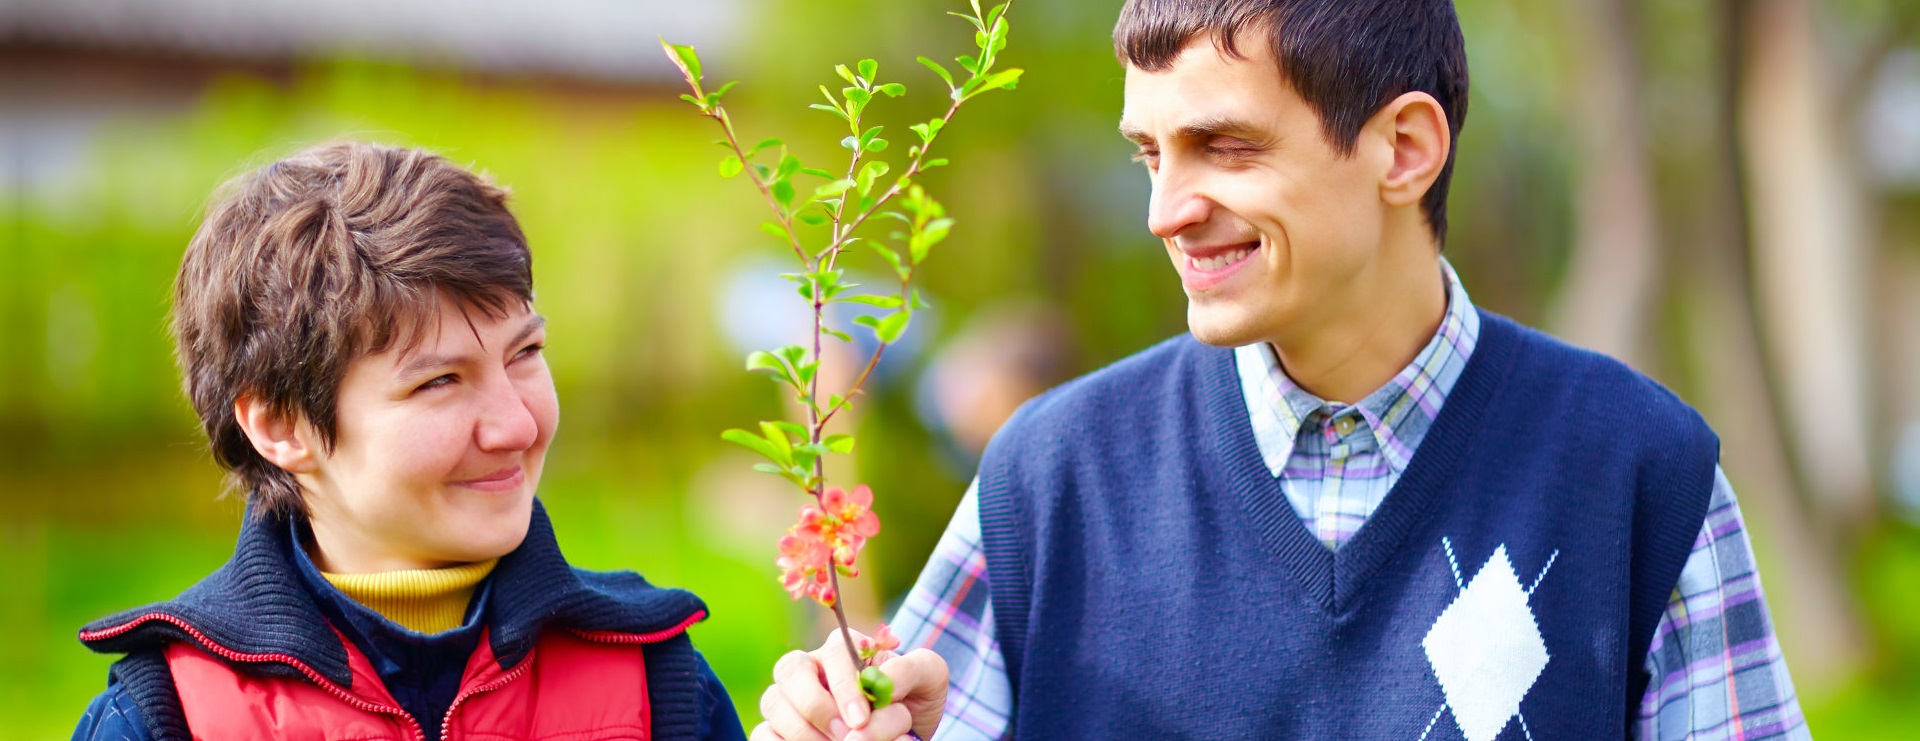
[1423,545,1549,741]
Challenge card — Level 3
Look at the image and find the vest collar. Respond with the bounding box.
[78,498,707,685]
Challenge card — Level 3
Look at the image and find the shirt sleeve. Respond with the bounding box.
[71,681,153,741]
[1636,465,1812,740]
[695,650,750,741]
[889,481,1015,741]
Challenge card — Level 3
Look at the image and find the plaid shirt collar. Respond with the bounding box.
[1239,257,1481,478]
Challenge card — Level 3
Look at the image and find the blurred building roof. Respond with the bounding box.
[4,0,746,82]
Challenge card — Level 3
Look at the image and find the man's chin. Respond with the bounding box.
[1186,303,1265,348]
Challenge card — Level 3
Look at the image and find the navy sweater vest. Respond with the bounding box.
[977,311,1717,740]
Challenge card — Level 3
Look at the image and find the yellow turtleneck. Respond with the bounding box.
[321,559,498,634]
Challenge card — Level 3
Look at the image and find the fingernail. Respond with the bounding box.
[830,719,850,739]
[845,700,869,727]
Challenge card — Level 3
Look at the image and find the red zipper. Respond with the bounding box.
[569,609,707,644]
[436,610,702,739]
[437,645,536,740]
[81,613,427,741]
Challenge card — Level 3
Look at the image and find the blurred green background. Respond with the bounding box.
[4,0,1920,736]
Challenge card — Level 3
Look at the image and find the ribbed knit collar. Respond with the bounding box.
[79,498,707,684]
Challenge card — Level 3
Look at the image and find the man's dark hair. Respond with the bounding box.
[1116,0,1469,244]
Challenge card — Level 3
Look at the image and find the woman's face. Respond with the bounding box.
[296,296,558,572]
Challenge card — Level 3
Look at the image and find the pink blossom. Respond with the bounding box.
[857,623,902,662]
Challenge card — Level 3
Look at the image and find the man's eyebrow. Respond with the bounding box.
[1175,115,1263,140]
[397,314,546,381]
[1118,117,1265,145]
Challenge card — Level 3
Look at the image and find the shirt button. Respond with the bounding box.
[1334,416,1357,437]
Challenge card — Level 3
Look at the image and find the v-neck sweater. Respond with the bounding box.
[976,310,1717,739]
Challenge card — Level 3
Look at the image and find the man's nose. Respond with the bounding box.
[1146,164,1212,240]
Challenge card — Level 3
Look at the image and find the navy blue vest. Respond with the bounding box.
[977,311,1717,740]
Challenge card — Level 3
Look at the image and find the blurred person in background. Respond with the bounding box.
[69,142,748,741]
[756,1,1810,740]
[915,302,1074,471]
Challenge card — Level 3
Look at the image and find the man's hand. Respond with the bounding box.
[752,628,949,741]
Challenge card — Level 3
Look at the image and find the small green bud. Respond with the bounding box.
[859,666,894,709]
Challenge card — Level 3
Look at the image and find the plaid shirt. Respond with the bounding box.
[892,261,1810,740]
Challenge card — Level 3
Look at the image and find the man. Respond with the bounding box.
[757,1,1808,739]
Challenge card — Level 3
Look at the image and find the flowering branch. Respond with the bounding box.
[665,0,1021,709]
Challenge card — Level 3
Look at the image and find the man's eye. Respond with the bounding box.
[515,343,545,360]
[418,374,456,391]
[1131,149,1159,167]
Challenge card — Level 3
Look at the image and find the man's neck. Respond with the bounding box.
[1269,236,1447,404]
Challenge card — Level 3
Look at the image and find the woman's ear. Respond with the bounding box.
[233,394,319,474]
[1372,90,1451,209]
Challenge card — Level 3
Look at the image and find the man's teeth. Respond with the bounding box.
[1192,246,1254,271]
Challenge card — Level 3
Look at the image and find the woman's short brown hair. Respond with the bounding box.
[172,142,534,519]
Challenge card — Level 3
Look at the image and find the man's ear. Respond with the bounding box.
[1370,91,1451,209]
[234,394,319,474]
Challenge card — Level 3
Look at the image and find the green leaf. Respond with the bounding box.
[771,421,809,438]
[841,294,904,309]
[836,64,857,85]
[823,327,853,343]
[986,2,1008,29]
[759,421,794,458]
[722,428,787,466]
[810,103,850,122]
[796,211,830,227]
[750,138,783,155]
[825,434,856,453]
[760,222,789,240]
[867,138,889,153]
[857,161,890,196]
[911,290,932,310]
[844,87,872,109]
[866,241,907,279]
[957,54,979,74]
[878,83,906,98]
[679,93,702,107]
[912,217,954,263]
[841,135,861,152]
[814,179,856,198]
[924,158,950,169]
[917,56,955,88]
[857,58,879,83]
[719,155,743,178]
[856,312,911,344]
[663,41,702,82]
[776,154,802,180]
[771,180,796,208]
[745,351,794,385]
[973,69,1024,97]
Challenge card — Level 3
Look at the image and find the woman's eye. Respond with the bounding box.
[515,343,545,360]
[418,374,456,391]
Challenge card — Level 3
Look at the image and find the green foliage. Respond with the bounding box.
[667,0,1021,673]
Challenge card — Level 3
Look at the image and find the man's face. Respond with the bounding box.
[300,295,557,571]
[1122,35,1389,348]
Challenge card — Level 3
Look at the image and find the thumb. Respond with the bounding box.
[879,648,949,739]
